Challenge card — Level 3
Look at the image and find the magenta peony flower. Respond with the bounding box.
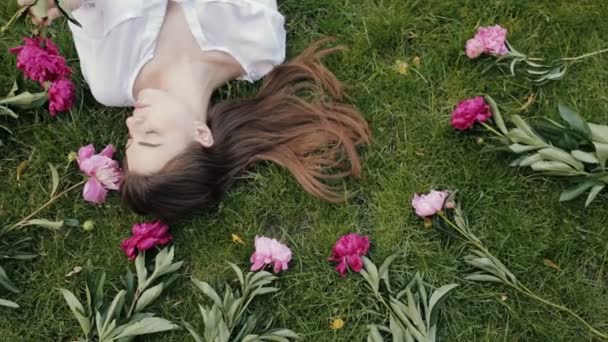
[9,37,72,85]
[48,79,75,116]
[465,38,485,59]
[411,190,449,218]
[476,25,509,56]
[77,144,122,204]
[328,233,370,277]
[120,221,173,260]
[250,236,292,274]
[450,96,492,131]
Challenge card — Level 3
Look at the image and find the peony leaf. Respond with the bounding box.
[135,252,147,291]
[558,103,592,139]
[192,278,224,309]
[378,252,400,293]
[0,91,47,109]
[367,324,384,342]
[589,123,608,143]
[465,273,504,283]
[21,219,63,230]
[0,105,18,118]
[507,128,544,146]
[59,288,91,336]
[509,144,540,154]
[519,153,543,167]
[362,257,380,292]
[559,182,595,202]
[485,95,508,135]
[511,115,545,144]
[48,163,59,198]
[531,161,577,173]
[428,284,458,327]
[571,150,599,164]
[0,298,19,308]
[593,142,608,168]
[585,184,605,207]
[112,317,178,339]
[0,266,20,293]
[228,262,245,286]
[135,283,163,313]
[539,148,584,171]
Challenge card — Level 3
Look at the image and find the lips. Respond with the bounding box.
[133,101,149,109]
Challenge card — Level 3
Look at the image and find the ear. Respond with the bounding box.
[193,121,214,148]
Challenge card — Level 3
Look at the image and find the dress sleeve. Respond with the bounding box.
[195,0,287,81]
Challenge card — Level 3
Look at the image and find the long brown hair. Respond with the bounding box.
[122,38,371,221]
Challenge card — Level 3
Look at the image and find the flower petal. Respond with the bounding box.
[83,177,107,204]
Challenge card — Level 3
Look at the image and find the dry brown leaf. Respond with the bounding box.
[518,94,536,112]
[543,259,560,270]
[231,233,245,245]
[16,161,28,181]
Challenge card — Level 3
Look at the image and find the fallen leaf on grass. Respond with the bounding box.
[65,266,82,278]
[543,259,560,270]
[518,94,536,112]
[395,60,409,75]
[16,161,27,181]
[231,233,245,245]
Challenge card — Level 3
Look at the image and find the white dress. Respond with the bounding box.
[68,0,286,107]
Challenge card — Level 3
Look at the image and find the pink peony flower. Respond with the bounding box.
[465,38,485,59]
[450,96,492,131]
[328,233,370,277]
[476,25,509,56]
[120,221,173,260]
[48,79,75,116]
[250,236,292,274]
[77,144,122,204]
[9,37,72,85]
[411,190,449,217]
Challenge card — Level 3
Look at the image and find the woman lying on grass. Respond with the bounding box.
[20,0,370,221]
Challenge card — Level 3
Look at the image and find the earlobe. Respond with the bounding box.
[194,123,214,148]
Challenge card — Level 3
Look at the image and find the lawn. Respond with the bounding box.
[1,0,608,341]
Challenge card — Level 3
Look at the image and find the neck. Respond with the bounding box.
[161,61,217,121]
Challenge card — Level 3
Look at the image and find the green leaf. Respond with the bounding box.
[531,161,576,173]
[48,163,59,198]
[509,143,541,154]
[558,103,592,139]
[21,219,64,230]
[228,262,245,286]
[428,284,458,327]
[465,273,504,283]
[367,324,384,342]
[0,266,19,293]
[588,123,608,143]
[192,278,224,309]
[135,282,163,313]
[59,288,91,336]
[593,142,608,168]
[378,253,400,293]
[507,128,544,146]
[585,184,605,207]
[559,182,595,202]
[511,115,545,144]
[519,153,543,167]
[0,91,47,109]
[101,290,125,336]
[538,147,584,171]
[571,150,599,164]
[112,317,178,339]
[135,252,147,291]
[0,106,18,118]
[361,257,380,292]
[0,298,19,308]
[485,95,508,135]
[182,320,204,342]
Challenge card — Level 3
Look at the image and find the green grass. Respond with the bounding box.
[2,0,608,340]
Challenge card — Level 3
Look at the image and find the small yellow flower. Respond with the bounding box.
[67,151,78,162]
[231,233,245,245]
[395,60,409,75]
[330,318,345,330]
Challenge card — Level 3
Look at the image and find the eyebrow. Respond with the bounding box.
[138,142,161,148]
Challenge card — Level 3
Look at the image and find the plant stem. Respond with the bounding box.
[518,284,608,339]
[480,122,504,138]
[2,180,85,234]
[0,6,28,38]
[562,47,608,62]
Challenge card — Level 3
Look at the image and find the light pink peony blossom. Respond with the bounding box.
[465,38,485,59]
[450,96,492,131]
[48,79,75,115]
[411,190,449,217]
[476,25,509,56]
[250,236,292,274]
[120,221,173,260]
[9,37,72,85]
[77,144,122,204]
[328,233,370,277]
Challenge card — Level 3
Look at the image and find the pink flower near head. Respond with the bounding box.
[474,25,509,56]
[48,79,75,116]
[120,221,173,260]
[465,38,485,59]
[450,96,491,131]
[328,233,370,277]
[77,144,122,204]
[250,236,292,274]
[411,190,449,218]
[9,37,72,85]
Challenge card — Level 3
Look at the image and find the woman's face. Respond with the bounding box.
[125,88,211,174]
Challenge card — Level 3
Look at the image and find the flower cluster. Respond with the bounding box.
[250,236,293,273]
[77,144,122,204]
[328,233,370,277]
[450,96,492,130]
[120,221,173,260]
[9,37,75,116]
[465,25,509,59]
